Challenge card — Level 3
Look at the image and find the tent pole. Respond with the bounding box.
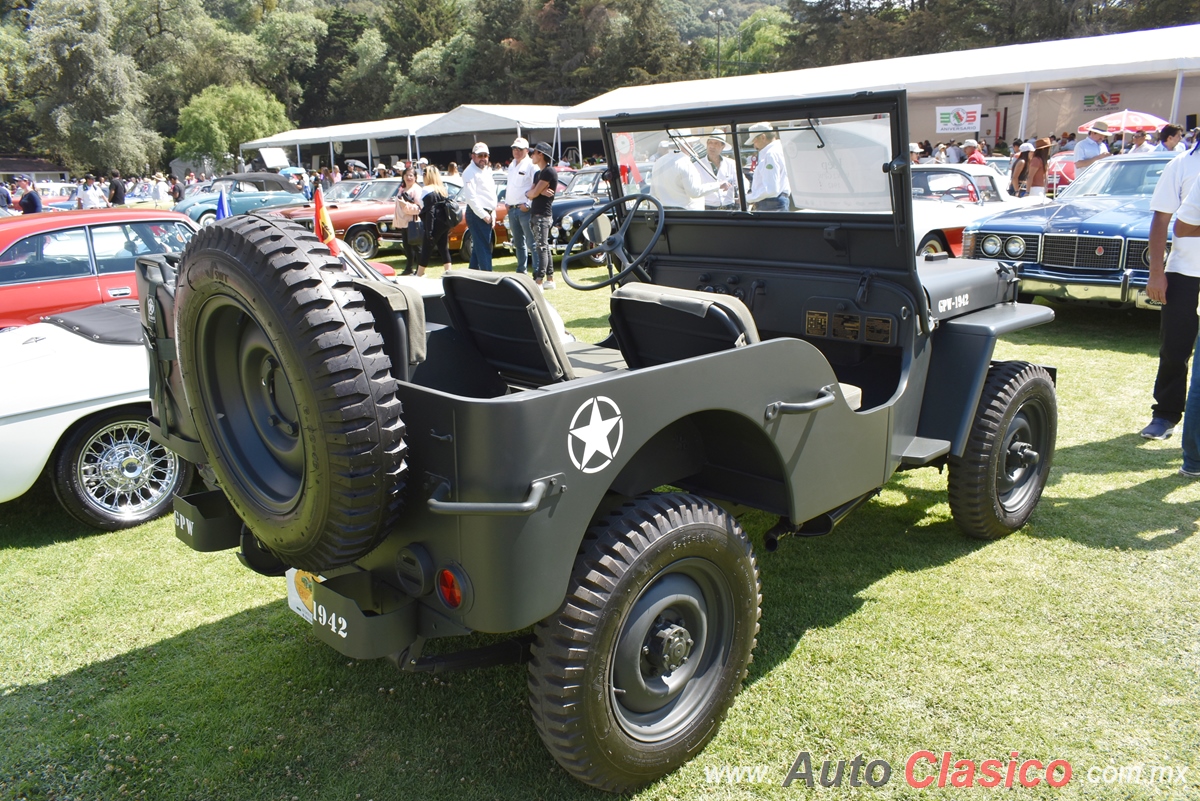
[577,128,582,165]
[367,139,372,170]
[329,141,334,168]
[407,135,412,163]
[296,144,301,166]
[1017,83,1030,141]
[1171,70,1185,123]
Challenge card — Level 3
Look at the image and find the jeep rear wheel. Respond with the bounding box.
[174,216,407,572]
[949,361,1056,539]
[528,493,760,792]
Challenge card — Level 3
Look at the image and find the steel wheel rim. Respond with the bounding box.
[77,420,180,518]
[610,556,734,742]
[998,396,1048,512]
[352,232,374,255]
[194,295,304,514]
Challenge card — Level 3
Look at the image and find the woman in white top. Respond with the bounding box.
[394,167,423,275]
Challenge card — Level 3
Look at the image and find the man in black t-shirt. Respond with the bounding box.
[15,175,41,214]
[526,141,558,289]
[109,170,126,205]
[168,175,185,204]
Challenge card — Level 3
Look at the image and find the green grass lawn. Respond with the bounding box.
[2,256,1198,800]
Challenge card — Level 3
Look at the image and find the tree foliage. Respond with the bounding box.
[0,0,1195,173]
[175,82,290,167]
[26,0,161,172]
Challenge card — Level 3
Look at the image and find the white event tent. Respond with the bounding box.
[560,24,1200,146]
[240,113,442,170]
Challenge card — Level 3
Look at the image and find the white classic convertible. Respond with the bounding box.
[0,301,192,528]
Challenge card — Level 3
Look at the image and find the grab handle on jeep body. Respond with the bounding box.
[427,474,565,516]
[764,385,837,421]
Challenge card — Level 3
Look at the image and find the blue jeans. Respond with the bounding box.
[753,195,789,212]
[1182,329,1200,472]
[508,205,534,273]
[465,208,494,271]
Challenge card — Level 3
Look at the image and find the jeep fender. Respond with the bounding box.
[916,303,1055,456]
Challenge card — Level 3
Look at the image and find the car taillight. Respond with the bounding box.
[437,568,463,609]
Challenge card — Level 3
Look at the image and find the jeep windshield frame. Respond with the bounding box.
[598,91,928,328]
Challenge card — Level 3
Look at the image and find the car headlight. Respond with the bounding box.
[561,216,574,231]
[1003,236,1026,258]
[981,234,1003,257]
[379,223,388,232]
[551,226,560,238]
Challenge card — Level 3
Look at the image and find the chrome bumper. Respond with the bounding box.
[1019,269,1160,309]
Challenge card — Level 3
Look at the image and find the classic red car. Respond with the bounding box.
[0,208,197,329]
[270,179,406,258]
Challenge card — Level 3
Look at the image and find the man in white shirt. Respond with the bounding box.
[744,123,789,211]
[1156,124,1185,153]
[505,137,535,274]
[1127,130,1155,153]
[75,174,108,209]
[461,141,498,271]
[1172,180,1200,473]
[1074,122,1111,170]
[1140,141,1200,440]
[649,140,725,210]
[701,130,739,210]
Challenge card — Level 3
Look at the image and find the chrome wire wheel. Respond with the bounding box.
[76,420,182,520]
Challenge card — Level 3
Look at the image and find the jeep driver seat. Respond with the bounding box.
[441,270,575,388]
[608,283,760,369]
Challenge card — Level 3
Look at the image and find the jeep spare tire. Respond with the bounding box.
[174,216,407,572]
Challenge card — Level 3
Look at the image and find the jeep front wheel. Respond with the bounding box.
[174,216,407,572]
[528,493,760,792]
[949,361,1056,539]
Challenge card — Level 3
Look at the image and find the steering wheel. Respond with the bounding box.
[560,193,665,291]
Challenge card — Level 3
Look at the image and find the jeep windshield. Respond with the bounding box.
[607,112,894,214]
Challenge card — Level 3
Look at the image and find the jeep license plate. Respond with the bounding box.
[285,568,320,623]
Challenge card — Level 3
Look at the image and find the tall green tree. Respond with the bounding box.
[26,0,161,172]
[175,82,290,168]
[253,9,328,118]
[296,7,388,128]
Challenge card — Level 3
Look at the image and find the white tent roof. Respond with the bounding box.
[560,24,1200,121]
[241,113,444,149]
[417,104,598,137]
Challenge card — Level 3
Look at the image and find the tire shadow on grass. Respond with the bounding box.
[0,602,608,801]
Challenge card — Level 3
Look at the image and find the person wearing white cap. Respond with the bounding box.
[702,130,739,210]
[650,137,727,210]
[505,136,535,274]
[1009,142,1035,197]
[963,139,985,165]
[743,123,789,211]
[909,143,922,165]
[461,141,498,271]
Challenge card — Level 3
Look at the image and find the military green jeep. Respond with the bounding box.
[137,90,1056,792]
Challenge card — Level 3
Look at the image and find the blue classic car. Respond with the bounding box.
[173,171,303,226]
[962,152,1174,309]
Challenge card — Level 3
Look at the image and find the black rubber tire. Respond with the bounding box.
[917,233,947,257]
[173,215,406,572]
[949,361,1056,539]
[197,211,216,227]
[456,231,472,263]
[528,493,760,792]
[51,406,193,530]
[349,227,378,259]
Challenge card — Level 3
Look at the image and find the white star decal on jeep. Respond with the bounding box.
[568,396,624,474]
